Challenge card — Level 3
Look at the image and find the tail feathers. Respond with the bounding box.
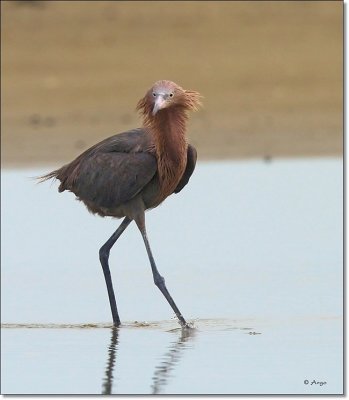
[36,169,60,183]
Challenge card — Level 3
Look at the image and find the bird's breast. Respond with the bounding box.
[156,151,187,200]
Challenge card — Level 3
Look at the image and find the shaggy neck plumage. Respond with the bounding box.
[144,107,188,198]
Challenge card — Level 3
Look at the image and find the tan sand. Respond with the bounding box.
[1,1,343,167]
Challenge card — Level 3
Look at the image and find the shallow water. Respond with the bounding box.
[1,159,343,394]
[2,317,342,395]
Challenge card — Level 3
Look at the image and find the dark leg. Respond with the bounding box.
[99,217,131,326]
[135,214,188,328]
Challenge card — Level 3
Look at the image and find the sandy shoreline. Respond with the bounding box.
[2,1,342,166]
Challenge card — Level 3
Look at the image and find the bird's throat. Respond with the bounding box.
[148,108,188,199]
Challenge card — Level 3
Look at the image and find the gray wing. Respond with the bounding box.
[71,151,157,208]
[174,144,197,194]
[51,129,157,209]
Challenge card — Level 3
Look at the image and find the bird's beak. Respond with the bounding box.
[152,95,166,116]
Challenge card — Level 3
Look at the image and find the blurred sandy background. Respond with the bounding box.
[1,1,343,167]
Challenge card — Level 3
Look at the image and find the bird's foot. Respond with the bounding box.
[178,319,195,330]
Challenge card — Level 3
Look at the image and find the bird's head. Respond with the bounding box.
[137,80,202,120]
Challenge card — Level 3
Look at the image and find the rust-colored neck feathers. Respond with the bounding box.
[137,82,201,200]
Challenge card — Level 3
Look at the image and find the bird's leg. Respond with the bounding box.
[135,214,189,328]
[99,217,132,326]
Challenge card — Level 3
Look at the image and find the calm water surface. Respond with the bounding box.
[1,159,343,394]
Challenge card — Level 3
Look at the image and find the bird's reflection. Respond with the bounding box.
[101,327,119,395]
[101,325,196,395]
[151,328,196,394]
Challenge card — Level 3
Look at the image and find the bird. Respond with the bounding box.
[39,80,201,328]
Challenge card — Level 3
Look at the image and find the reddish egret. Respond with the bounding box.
[40,80,201,328]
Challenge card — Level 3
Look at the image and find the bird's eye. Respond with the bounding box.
[169,93,174,97]
[152,93,156,97]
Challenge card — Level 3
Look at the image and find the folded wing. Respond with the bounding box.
[174,144,197,194]
[43,129,157,209]
[69,151,157,209]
